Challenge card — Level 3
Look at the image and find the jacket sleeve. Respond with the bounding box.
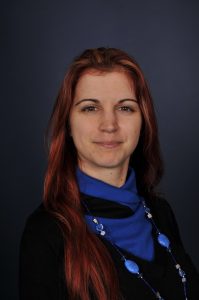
[19,208,67,300]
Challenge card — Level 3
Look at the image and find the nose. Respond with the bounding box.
[98,110,119,133]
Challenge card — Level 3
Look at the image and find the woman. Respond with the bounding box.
[19,47,199,300]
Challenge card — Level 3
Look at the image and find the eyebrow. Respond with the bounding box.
[74,98,138,106]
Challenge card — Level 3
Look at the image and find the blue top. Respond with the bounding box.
[76,166,154,261]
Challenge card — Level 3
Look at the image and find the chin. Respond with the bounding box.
[93,159,126,169]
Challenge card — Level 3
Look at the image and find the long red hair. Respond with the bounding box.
[43,47,164,300]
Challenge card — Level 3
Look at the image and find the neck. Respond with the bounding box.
[78,162,129,187]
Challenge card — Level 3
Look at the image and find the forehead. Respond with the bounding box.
[74,70,135,99]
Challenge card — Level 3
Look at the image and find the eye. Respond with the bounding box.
[118,106,134,112]
[81,106,98,112]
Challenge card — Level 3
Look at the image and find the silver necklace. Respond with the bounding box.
[82,199,188,300]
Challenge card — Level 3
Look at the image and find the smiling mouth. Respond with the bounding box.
[95,142,122,149]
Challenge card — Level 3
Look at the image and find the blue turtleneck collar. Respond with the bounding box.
[76,165,141,212]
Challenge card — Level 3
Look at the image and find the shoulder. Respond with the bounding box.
[20,203,64,257]
[147,195,177,220]
[147,194,173,210]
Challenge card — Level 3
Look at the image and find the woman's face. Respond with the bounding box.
[69,70,142,173]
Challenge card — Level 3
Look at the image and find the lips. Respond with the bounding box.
[95,141,122,148]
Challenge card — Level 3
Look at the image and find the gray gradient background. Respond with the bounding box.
[1,1,199,299]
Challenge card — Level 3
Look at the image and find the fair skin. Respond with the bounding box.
[69,69,142,187]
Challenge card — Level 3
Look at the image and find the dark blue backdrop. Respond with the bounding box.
[1,1,199,299]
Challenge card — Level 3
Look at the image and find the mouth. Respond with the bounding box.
[94,142,122,149]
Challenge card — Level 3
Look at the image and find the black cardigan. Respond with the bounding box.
[19,194,199,300]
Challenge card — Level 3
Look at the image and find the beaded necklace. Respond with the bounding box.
[82,198,188,300]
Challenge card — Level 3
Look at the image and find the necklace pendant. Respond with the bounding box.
[100,230,106,236]
[178,267,186,281]
[157,233,170,249]
[182,277,187,282]
[96,223,104,231]
[147,213,152,219]
[178,268,185,277]
[93,218,98,224]
[95,223,106,236]
[124,259,140,274]
[156,291,164,299]
[145,207,151,213]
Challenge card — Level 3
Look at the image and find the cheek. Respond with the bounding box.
[134,122,142,135]
[124,118,142,138]
[71,119,93,141]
